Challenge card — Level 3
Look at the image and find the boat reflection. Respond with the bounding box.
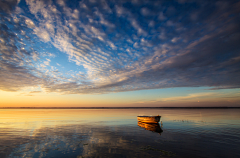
[138,122,163,134]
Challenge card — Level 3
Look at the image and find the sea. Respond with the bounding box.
[0,108,240,158]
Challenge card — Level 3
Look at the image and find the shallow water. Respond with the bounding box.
[0,109,240,158]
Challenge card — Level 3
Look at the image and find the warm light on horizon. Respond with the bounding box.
[1,88,239,107]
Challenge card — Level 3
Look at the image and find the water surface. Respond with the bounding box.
[0,109,240,158]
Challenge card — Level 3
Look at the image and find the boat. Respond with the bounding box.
[138,122,163,134]
[137,115,161,123]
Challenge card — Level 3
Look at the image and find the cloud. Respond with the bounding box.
[29,91,41,93]
[34,27,50,42]
[141,8,151,16]
[0,0,18,14]
[158,12,166,20]
[0,0,240,94]
[0,122,165,158]
[43,59,51,66]
[115,5,128,17]
[25,18,35,28]
[171,37,180,43]
[107,41,116,50]
[0,13,46,91]
[94,10,115,28]
[208,86,240,90]
[161,92,217,102]
[0,61,44,91]
[129,18,147,36]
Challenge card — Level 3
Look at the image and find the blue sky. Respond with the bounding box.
[0,0,240,107]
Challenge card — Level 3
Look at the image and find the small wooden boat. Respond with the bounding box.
[137,115,161,123]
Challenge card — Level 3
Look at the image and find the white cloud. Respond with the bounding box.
[133,42,138,48]
[43,59,51,66]
[25,18,35,28]
[34,27,51,42]
[171,37,180,43]
[130,19,147,35]
[107,41,116,50]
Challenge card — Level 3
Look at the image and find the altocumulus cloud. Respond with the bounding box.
[0,0,240,94]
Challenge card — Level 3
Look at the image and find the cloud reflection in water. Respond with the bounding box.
[0,109,240,158]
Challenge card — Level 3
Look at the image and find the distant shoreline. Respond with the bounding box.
[0,107,239,109]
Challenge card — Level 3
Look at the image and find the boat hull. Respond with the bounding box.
[138,122,163,134]
[137,116,161,123]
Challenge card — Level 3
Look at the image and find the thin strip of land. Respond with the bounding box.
[0,107,239,109]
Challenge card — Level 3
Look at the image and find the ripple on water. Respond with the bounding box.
[0,109,240,158]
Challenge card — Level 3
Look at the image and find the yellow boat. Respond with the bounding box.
[137,115,161,123]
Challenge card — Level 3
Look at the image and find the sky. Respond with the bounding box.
[0,0,240,107]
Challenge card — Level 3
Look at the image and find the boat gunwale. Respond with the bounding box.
[137,116,161,123]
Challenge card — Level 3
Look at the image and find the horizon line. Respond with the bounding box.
[0,107,239,109]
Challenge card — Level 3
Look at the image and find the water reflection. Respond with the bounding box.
[0,109,240,158]
[138,122,163,134]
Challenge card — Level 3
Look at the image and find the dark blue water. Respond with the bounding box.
[0,109,240,158]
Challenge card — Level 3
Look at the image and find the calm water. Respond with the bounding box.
[0,109,240,158]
